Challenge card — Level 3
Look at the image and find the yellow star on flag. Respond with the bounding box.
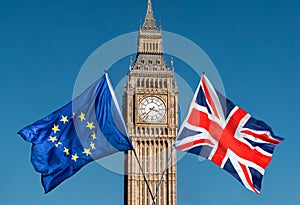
[82,148,91,156]
[55,141,62,147]
[91,132,97,140]
[90,142,96,150]
[86,122,95,130]
[63,147,70,156]
[60,115,69,124]
[52,124,60,133]
[71,153,79,162]
[79,112,86,122]
[49,136,57,143]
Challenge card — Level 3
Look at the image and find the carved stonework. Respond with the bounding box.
[123,1,178,204]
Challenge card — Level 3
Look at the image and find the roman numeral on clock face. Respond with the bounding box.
[138,96,166,123]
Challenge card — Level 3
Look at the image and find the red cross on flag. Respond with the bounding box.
[175,74,283,194]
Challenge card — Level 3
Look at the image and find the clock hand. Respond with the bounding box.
[144,107,156,118]
[145,110,151,116]
[153,108,159,112]
[144,107,154,118]
[150,106,159,113]
[148,106,156,112]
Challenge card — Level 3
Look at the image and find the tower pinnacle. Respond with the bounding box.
[123,2,178,203]
[142,0,158,30]
[137,0,162,54]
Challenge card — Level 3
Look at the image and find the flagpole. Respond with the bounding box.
[151,75,204,204]
[151,145,176,205]
[151,76,202,204]
[132,149,156,205]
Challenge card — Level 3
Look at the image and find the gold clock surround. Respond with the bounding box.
[137,95,167,123]
[123,1,178,204]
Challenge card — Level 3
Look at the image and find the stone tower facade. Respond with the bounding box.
[123,1,178,205]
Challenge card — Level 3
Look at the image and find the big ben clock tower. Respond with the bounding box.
[123,0,177,204]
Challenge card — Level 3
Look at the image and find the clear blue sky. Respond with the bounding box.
[1,0,299,204]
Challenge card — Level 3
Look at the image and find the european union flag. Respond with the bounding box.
[18,73,133,193]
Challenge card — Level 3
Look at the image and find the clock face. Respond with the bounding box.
[138,96,166,123]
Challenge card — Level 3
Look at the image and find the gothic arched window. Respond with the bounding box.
[164,80,167,88]
[150,79,153,87]
[141,79,145,87]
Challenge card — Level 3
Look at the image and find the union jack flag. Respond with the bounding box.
[175,74,283,194]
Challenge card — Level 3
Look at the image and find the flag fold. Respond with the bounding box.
[175,74,283,194]
[18,73,133,193]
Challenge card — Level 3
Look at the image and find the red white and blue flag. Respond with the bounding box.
[175,74,283,194]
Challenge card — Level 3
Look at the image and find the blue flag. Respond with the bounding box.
[18,73,133,193]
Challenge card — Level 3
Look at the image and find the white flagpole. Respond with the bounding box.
[152,74,205,205]
[151,145,175,205]
[132,149,156,205]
